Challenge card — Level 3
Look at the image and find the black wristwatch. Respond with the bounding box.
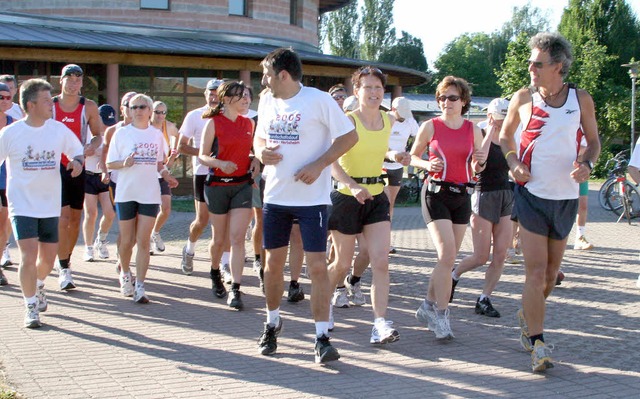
[582,160,594,170]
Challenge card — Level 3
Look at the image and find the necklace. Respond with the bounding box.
[539,83,566,101]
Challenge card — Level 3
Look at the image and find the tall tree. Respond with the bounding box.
[360,0,396,61]
[378,31,431,93]
[323,1,361,58]
[496,32,532,96]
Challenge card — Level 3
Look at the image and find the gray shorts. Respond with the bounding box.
[471,189,514,224]
[513,185,578,240]
[204,182,252,215]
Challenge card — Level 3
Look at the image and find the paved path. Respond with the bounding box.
[1,185,639,398]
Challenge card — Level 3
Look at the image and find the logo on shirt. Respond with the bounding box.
[61,116,75,123]
[22,145,57,170]
[131,142,160,165]
[566,109,578,114]
[267,112,301,144]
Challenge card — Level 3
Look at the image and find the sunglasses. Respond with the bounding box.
[153,110,167,115]
[0,95,11,101]
[130,105,149,110]
[332,94,347,100]
[528,60,555,69]
[360,67,383,75]
[437,95,461,102]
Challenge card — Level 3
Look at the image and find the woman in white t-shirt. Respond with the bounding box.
[106,94,178,304]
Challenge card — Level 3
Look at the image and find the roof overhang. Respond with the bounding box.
[319,0,355,14]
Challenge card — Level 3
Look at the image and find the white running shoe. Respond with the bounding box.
[119,273,134,297]
[151,232,165,253]
[252,259,262,274]
[331,287,350,308]
[84,247,94,262]
[221,263,232,284]
[434,308,454,340]
[36,284,48,312]
[24,303,41,329]
[58,267,76,290]
[1,244,11,267]
[574,235,594,250]
[133,284,149,304]
[344,276,366,306]
[94,237,109,259]
[370,319,399,344]
[415,300,437,331]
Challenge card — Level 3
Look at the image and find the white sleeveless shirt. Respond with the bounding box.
[518,85,582,200]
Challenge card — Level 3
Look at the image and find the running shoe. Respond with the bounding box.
[344,275,366,306]
[331,287,349,308]
[370,319,399,344]
[314,334,340,363]
[531,340,554,372]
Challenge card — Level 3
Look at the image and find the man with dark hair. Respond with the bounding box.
[0,78,84,327]
[500,32,600,372]
[254,48,358,363]
[53,64,102,290]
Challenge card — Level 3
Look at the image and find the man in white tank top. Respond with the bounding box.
[499,32,600,372]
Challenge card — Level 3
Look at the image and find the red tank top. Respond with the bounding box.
[428,118,474,184]
[54,97,85,166]
[210,114,253,185]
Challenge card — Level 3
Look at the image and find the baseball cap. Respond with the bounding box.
[0,83,10,93]
[343,95,359,112]
[206,79,224,90]
[487,98,509,120]
[120,91,137,107]
[392,97,412,120]
[98,104,117,126]
[61,64,84,77]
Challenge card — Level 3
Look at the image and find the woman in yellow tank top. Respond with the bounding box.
[328,66,410,345]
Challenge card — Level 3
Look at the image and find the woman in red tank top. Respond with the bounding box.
[409,76,486,340]
[199,81,259,310]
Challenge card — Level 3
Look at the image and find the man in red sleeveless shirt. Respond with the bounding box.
[53,64,102,290]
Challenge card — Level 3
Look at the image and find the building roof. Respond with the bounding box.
[382,94,494,116]
[319,0,354,13]
[2,12,429,86]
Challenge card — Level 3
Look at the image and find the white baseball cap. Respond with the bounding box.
[392,97,413,120]
[487,98,509,120]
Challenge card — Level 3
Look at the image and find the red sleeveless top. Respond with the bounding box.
[210,114,253,186]
[428,118,474,184]
[54,97,85,167]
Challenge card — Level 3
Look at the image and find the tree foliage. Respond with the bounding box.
[378,31,427,72]
[359,0,396,61]
[323,0,361,58]
[496,32,532,96]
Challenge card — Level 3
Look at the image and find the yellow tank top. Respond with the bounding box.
[338,110,391,196]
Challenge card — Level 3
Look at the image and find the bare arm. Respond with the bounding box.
[177,134,199,156]
[409,120,441,173]
[500,88,531,183]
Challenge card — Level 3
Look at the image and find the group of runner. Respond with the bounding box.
[0,31,601,373]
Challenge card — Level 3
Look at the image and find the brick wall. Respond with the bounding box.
[6,0,320,46]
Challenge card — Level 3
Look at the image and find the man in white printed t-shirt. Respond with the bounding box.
[0,79,84,328]
[177,78,223,275]
[254,48,357,364]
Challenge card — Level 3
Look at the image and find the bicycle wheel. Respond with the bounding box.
[605,181,624,215]
[396,174,419,205]
[598,177,616,210]
[625,183,640,219]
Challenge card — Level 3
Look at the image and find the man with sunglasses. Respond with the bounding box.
[53,64,102,291]
[0,75,24,121]
[254,48,357,363]
[500,32,600,372]
[177,78,224,275]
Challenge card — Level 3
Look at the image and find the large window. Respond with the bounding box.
[290,0,302,27]
[140,0,169,10]
[229,0,246,16]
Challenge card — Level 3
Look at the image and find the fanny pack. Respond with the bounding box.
[205,173,252,186]
[427,179,475,195]
[351,175,387,185]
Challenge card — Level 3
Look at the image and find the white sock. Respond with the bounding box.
[136,281,144,289]
[99,231,108,241]
[451,270,460,281]
[185,240,196,254]
[479,294,489,301]
[24,296,37,306]
[221,251,230,266]
[37,279,44,288]
[315,321,330,337]
[577,226,586,237]
[267,308,280,326]
[374,317,385,326]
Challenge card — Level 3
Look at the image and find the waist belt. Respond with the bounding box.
[351,175,387,185]
[85,170,98,176]
[428,180,475,195]
[205,173,252,185]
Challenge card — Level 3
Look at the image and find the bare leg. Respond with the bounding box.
[362,221,391,319]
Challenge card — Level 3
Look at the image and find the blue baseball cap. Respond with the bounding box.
[206,79,224,90]
[98,104,117,126]
[0,83,10,93]
[61,64,83,77]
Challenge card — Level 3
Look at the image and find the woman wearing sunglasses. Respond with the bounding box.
[106,94,178,304]
[199,81,259,310]
[149,101,180,255]
[328,66,410,345]
[0,83,15,286]
[410,76,486,340]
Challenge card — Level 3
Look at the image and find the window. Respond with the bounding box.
[140,0,169,10]
[229,0,246,16]
[290,0,302,27]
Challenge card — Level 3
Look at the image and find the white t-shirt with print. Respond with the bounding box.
[107,124,165,204]
[383,117,419,170]
[256,86,354,206]
[0,119,84,218]
[179,104,209,175]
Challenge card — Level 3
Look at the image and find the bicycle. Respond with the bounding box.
[396,168,425,205]
[603,162,640,224]
[598,150,629,210]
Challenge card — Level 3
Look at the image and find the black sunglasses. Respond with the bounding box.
[437,95,461,102]
[130,105,149,110]
[154,110,167,115]
[332,94,347,100]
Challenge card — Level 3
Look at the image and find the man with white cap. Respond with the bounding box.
[450,97,513,318]
[177,78,224,275]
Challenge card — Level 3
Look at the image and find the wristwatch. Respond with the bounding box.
[582,160,594,170]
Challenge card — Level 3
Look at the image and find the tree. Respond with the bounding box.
[496,32,532,96]
[378,31,428,72]
[360,0,396,61]
[323,1,361,58]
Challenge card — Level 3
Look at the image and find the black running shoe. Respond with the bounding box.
[314,334,340,364]
[210,270,227,299]
[258,267,265,294]
[449,278,459,303]
[227,289,243,310]
[0,269,7,286]
[475,297,500,318]
[287,284,304,303]
[258,318,282,356]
